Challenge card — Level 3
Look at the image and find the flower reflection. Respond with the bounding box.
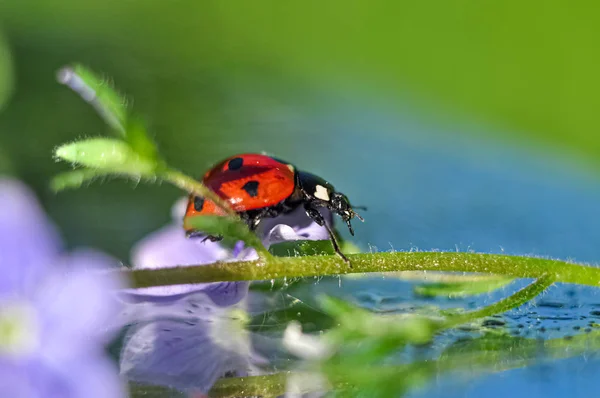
[120,198,332,394]
[0,178,126,398]
[120,292,256,394]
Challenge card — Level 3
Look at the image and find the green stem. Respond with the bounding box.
[442,274,555,328]
[123,252,600,289]
[209,373,288,398]
[161,168,237,216]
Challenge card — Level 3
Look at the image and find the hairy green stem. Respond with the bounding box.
[442,274,555,328]
[209,373,288,398]
[123,252,600,289]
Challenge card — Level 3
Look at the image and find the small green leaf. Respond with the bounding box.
[184,215,270,257]
[319,296,437,346]
[50,169,104,192]
[57,65,162,165]
[269,240,335,257]
[54,138,157,175]
[124,118,160,164]
[414,276,513,298]
[57,64,127,134]
[319,295,362,319]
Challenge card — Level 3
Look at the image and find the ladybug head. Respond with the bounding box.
[330,192,364,236]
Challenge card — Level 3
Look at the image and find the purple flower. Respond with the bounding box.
[124,199,332,306]
[120,198,333,394]
[124,198,249,307]
[0,178,126,398]
[120,291,260,394]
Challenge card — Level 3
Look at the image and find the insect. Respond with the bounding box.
[183,153,364,262]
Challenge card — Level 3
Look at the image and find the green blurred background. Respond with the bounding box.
[0,1,599,261]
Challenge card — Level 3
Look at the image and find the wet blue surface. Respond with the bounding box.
[268,103,600,397]
[423,355,600,398]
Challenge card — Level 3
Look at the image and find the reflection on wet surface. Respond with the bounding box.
[129,111,600,397]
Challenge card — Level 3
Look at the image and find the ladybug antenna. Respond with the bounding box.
[353,205,368,211]
[353,211,364,222]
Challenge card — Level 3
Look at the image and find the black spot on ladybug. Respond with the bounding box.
[193,196,205,211]
[228,157,244,170]
[242,180,259,197]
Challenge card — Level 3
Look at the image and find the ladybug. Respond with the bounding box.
[183,153,363,261]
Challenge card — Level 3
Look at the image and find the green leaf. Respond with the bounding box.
[54,138,157,175]
[124,117,160,164]
[442,276,553,329]
[57,65,161,164]
[269,239,335,257]
[319,296,436,346]
[57,64,127,134]
[184,214,270,257]
[50,169,104,192]
[414,276,513,298]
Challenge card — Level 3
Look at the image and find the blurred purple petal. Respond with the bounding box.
[131,224,229,269]
[0,179,62,297]
[35,250,125,356]
[128,224,248,305]
[0,361,34,397]
[0,356,125,398]
[120,280,249,309]
[231,240,246,257]
[67,356,127,398]
[0,177,126,398]
[118,290,221,327]
[121,320,227,393]
[120,297,256,394]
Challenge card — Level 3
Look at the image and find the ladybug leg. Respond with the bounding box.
[202,235,223,243]
[186,230,223,242]
[304,206,325,227]
[304,205,350,265]
[241,209,269,232]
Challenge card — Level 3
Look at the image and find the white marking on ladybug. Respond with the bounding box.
[287,164,295,172]
[314,185,330,201]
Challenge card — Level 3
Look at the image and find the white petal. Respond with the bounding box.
[283,322,332,360]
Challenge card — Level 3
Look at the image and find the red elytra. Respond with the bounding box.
[184,154,296,227]
[183,153,364,264]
